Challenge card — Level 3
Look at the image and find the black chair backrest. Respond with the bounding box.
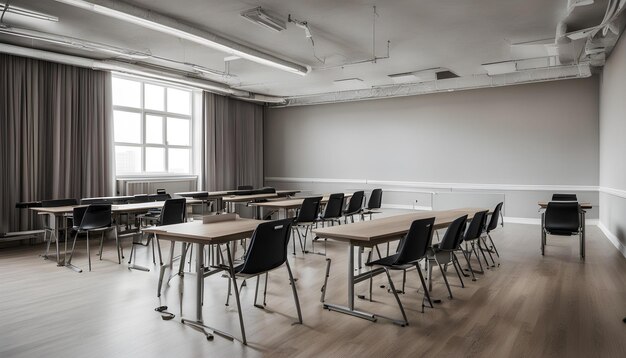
[394,217,435,265]
[238,185,253,190]
[238,218,293,275]
[345,191,365,215]
[295,196,322,223]
[159,198,186,226]
[72,206,88,228]
[439,215,468,250]
[367,189,383,209]
[545,202,580,234]
[552,193,577,201]
[148,193,171,202]
[41,198,78,207]
[258,187,276,194]
[486,202,503,232]
[321,193,345,219]
[79,204,112,230]
[463,210,489,241]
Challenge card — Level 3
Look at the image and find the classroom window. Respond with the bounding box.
[112,76,194,175]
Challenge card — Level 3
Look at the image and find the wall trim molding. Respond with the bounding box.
[598,222,626,259]
[599,186,626,199]
[266,176,598,192]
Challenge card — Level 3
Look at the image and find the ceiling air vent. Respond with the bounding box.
[241,7,286,32]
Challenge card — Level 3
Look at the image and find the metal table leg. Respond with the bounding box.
[181,242,234,342]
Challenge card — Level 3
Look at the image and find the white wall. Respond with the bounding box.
[265,77,600,220]
[599,31,626,256]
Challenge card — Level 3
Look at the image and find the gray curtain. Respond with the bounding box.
[0,54,114,233]
[202,92,264,191]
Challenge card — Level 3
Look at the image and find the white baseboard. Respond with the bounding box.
[381,204,432,211]
[597,222,626,259]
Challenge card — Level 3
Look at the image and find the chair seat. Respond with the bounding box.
[546,229,579,236]
[366,253,414,269]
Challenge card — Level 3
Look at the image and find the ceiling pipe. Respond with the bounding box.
[52,0,310,76]
[279,64,592,107]
[0,42,245,95]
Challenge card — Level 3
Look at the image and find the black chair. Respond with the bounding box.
[131,198,186,271]
[542,202,584,260]
[222,218,302,345]
[365,217,436,326]
[238,185,253,190]
[461,210,490,280]
[312,193,345,255]
[552,193,578,201]
[40,198,78,260]
[484,202,503,262]
[360,188,383,220]
[291,196,322,255]
[67,204,120,272]
[343,190,365,224]
[427,215,468,298]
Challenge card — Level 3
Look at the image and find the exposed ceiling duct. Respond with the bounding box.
[279,64,592,107]
[52,0,309,76]
[0,42,287,104]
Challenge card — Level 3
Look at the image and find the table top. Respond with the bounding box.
[143,218,263,245]
[248,193,355,209]
[537,201,593,209]
[175,189,301,199]
[222,193,280,202]
[313,208,487,245]
[31,198,200,215]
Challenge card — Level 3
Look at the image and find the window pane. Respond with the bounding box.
[145,147,165,172]
[167,117,190,145]
[112,77,141,108]
[145,115,163,144]
[168,148,190,173]
[115,146,142,174]
[145,84,164,111]
[167,88,191,115]
[113,110,141,144]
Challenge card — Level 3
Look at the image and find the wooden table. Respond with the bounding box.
[312,208,487,323]
[143,217,263,344]
[537,201,592,259]
[248,193,355,219]
[176,189,301,213]
[30,199,201,270]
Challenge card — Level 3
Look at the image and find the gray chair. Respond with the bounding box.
[221,218,302,345]
[365,217,436,326]
[542,201,584,260]
[67,204,120,272]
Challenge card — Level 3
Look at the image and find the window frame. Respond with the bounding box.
[112,74,195,177]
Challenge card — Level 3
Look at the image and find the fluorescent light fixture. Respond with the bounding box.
[224,55,241,62]
[333,78,365,89]
[0,3,59,22]
[388,72,418,84]
[53,0,308,75]
[482,61,517,75]
[190,64,234,79]
[240,7,286,32]
[0,25,151,59]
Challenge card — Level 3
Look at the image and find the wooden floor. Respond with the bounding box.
[1,212,625,358]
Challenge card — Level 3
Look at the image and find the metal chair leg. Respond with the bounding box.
[481,236,497,267]
[87,232,91,272]
[415,264,434,312]
[114,228,121,264]
[487,233,500,258]
[384,268,408,326]
[437,259,453,299]
[262,272,269,306]
[451,253,465,288]
[225,245,247,345]
[461,249,476,281]
[285,260,303,324]
[320,258,331,303]
[98,232,104,261]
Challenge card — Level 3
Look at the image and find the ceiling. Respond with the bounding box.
[0,0,615,98]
